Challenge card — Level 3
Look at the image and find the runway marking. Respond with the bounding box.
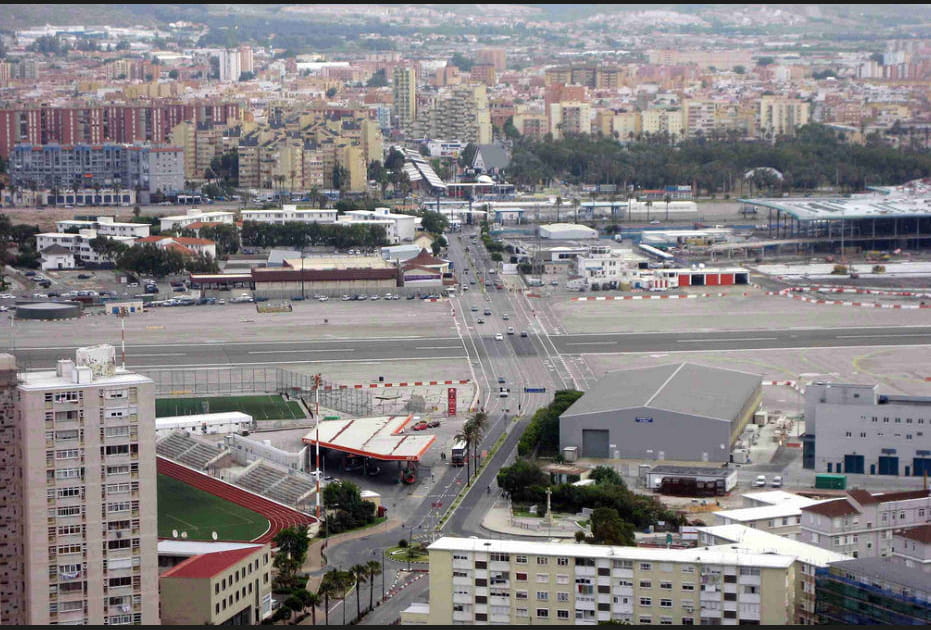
[415,345,462,350]
[836,334,931,339]
[247,349,350,354]
[677,337,778,343]
[566,341,616,346]
[128,355,467,369]
[128,353,187,357]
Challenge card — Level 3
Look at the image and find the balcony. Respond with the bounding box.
[452,559,472,570]
[453,593,472,605]
[576,565,596,577]
[490,614,510,624]
[615,586,633,597]
[612,568,634,579]
[489,561,509,572]
[452,611,472,623]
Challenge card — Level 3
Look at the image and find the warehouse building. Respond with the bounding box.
[560,363,762,463]
[802,382,931,477]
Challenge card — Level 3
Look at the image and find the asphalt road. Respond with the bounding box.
[11,326,931,369]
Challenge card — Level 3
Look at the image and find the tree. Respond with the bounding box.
[351,563,368,621]
[167,68,179,80]
[273,525,310,565]
[462,411,488,484]
[420,209,449,236]
[284,594,304,619]
[318,576,336,626]
[589,507,636,546]
[238,70,256,81]
[326,86,338,98]
[589,465,625,486]
[366,559,382,611]
[450,52,473,72]
[304,591,321,626]
[366,68,388,87]
[458,143,478,169]
[497,459,549,501]
[733,65,746,74]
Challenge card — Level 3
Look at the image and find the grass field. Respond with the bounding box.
[157,474,270,541]
[155,394,306,420]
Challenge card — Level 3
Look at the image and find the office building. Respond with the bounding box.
[404,536,797,625]
[393,67,417,131]
[0,345,159,625]
[815,557,930,624]
[559,363,761,463]
[802,382,931,477]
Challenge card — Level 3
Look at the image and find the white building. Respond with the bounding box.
[539,223,599,240]
[155,412,254,439]
[712,492,823,540]
[56,216,151,239]
[159,208,236,233]
[240,205,338,226]
[39,244,76,271]
[217,48,241,82]
[339,207,417,243]
[36,229,136,265]
[802,382,931,477]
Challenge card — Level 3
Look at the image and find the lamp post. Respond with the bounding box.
[374,549,385,604]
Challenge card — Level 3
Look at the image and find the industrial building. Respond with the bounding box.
[815,557,931,625]
[538,223,599,240]
[404,536,798,625]
[739,190,931,252]
[802,382,931,477]
[559,363,762,463]
[642,465,737,496]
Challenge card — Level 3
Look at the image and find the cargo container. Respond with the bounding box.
[814,473,847,490]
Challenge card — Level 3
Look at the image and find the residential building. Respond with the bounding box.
[40,244,76,271]
[393,67,417,131]
[712,492,823,539]
[240,205,338,226]
[56,216,151,239]
[406,536,797,625]
[641,108,684,141]
[159,208,235,233]
[549,101,592,139]
[158,540,272,624]
[36,229,136,266]
[339,207,417,243]
[802,382,931,477]
[697,524,851,624]
[815,557,930,624]
[0,345,159,624]
[135,236,217,260]
[217,49,241,83]
[799,488,931,559]
[759,95,811,139]
[891,524,931,572]
[475,48,506,72]
[8,143,184,195]
[411,84,492,146]
[469,64,497,87]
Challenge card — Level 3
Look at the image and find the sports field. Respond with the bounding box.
[157,474,270,541]
[155,394,306,420]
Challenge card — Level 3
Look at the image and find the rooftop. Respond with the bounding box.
[561,362,761,422]
[648,465,735,479]
[283,256,392,270]
[802,498,860,518]
[429,537,795,568]
[895,524,931,545]
[698,524,851,567]
[157,540,263,557]
[714,500,819,524]
[739,193,931,221]
[302,414,435,462]
[160,545,263,580]
[826,557,931,595]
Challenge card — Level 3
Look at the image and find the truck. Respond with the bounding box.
[450,440,467,467]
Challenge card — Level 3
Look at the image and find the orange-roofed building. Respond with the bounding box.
[159,541,273,625]
[135,235,217,259]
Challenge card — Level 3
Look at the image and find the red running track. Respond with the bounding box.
[157,457,317,544]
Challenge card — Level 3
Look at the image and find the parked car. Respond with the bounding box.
[497,377,506,384]
[412,420,429,431]
[427,419,441,428]
[77,273,92,279]
[753,475,767,488]
[507,327,515,335]
[231,294,254,303]
[771,476,783,488]
[520,330,529,337]
[477,318,485,324]
[495,333,504,341]
[471,305,478,312]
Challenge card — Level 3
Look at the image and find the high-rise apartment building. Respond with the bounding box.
[392,67,417,132]
[239,45,254,74]
[405,537,796,625]
[759,95,811,139]
[217,49,241,83]
[476,48,506,72]
[0,345,159,625]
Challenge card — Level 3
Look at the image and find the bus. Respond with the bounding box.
[450,440,467,466]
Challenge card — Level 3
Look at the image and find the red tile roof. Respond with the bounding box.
[874,489,931,503]
[802,499,860,517]
[160,546,261,580]
[896,524,931,545]
[847,489,881,505]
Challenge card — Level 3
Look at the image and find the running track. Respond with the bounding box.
[157,457,317,544]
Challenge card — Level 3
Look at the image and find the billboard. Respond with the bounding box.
[447,387,457,416]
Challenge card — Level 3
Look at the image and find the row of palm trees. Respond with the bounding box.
[293,560,382,625]
[455,411,489,486]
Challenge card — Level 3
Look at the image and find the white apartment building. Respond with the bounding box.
[799,488,931,559]
[404,537,796,626]
[36,229,136,265]
[713,492,823,540]
[56,216,151,239]
[0,345,159,625]
[339,207,417,243]
[159,208,236,233]
[240,205,338,226]
[569,245,677,290]
[697,524,851,624]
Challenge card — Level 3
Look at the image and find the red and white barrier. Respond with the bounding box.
[320,379,471,391]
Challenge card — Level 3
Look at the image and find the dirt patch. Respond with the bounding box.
[1,206,137,232]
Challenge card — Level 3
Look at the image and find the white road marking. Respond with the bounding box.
[836,334,931,339]
[247,349,351,354]
[677,337,778,343]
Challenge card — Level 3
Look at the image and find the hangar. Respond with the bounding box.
[559,363,762,463]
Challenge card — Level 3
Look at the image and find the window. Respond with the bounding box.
[515,555,527,564]
[516,608,528,617]
[660,582,673,590]
[640,597,652,607]
[57,506,82,518]
[575,557,595,567]
[490,552,509,562]
[108,577,131,588]
[106,465,129,476]
[536,609,549,618]
[639,616,653,624]
[57,544,83,555]
[724,574,737,583]
[515,591,528,600]
[615,559,633,569]
[558,610,570,619]
[639,580,652,589]
[661,599,673,608]
[474,560,487,569]
[557,592,569,602]
[556,574,569,585]
[682,583,695,591]
[57,487,82,499]
[660,617,674,624]
[598,567,610,576]
[537,573,549,583]
[104,444,130,456]
[515,572,527,581]
[682,617,695,625]
[557,557,569,566]
[56,467,82,480]
[739,567,760,576]
[724,593,737,601]
[58,525,82,536]
[743,585,758,594]
[104,426,130,438]
[106,483,131,495]
[107,501,131,513]
[640,562,652,571]
[56,449,79,460]
[536,556,548,565]
[681,565,695,574]
[537,592,548,601]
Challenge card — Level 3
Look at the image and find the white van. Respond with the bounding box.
[770,475,783,488]
[752,475,767,487]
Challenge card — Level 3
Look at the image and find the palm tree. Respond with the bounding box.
[318,574,337,626]
[351,563,368,621]
[366,559,382,611]
[554,195,563,222]
[304,591,321,626]
[462,411,488,484]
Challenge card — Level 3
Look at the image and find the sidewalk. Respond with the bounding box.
[480,498,584,539]
[302,517,403,593]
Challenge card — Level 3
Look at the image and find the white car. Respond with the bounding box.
[0,294,15,299]
[494,333,504,341]
[752,475,767,488]
[318,295,329,302]
[770,476,783,488]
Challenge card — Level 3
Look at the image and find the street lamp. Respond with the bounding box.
[374,549,385,605]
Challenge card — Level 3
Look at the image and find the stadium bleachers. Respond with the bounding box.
[156,431,226,471]
[235,461,316,510]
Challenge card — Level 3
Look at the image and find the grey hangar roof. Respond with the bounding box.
[739,194,931,221]
[561,362,761,422]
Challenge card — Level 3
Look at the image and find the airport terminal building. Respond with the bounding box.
[559,363,761,463]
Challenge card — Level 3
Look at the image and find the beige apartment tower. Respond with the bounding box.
[393,67,417,131]
[0,345,159,625]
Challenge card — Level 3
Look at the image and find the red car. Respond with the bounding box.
[412,421,429,431]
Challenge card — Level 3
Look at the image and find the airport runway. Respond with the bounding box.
[12,325,931,369]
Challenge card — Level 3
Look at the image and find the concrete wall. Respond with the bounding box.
[225,433,306,472]
[560,406,732,463]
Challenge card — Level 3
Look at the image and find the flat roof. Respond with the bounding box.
[739,194,931,221]
[429,537,795,568]
[302,414,435,462]
[19,369,150,390]
[157,540,263,557]
[698,525,851,567]
[647,465,735,479]
[284,256,392,270]
[561,362,761,422]
[827,557,931,594]
[714,502,816,523]
[742,490,819,506]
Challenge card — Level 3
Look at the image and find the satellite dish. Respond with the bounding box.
[212,531,218,541]
[172,529,178,538]
[180,531,188,539]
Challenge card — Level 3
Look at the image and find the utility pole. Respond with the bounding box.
[314,373,322,520]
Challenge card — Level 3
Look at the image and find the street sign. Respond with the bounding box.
[524,387,547,393]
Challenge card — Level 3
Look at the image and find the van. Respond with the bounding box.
[753,475,767,488]
[770,475,783,488]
